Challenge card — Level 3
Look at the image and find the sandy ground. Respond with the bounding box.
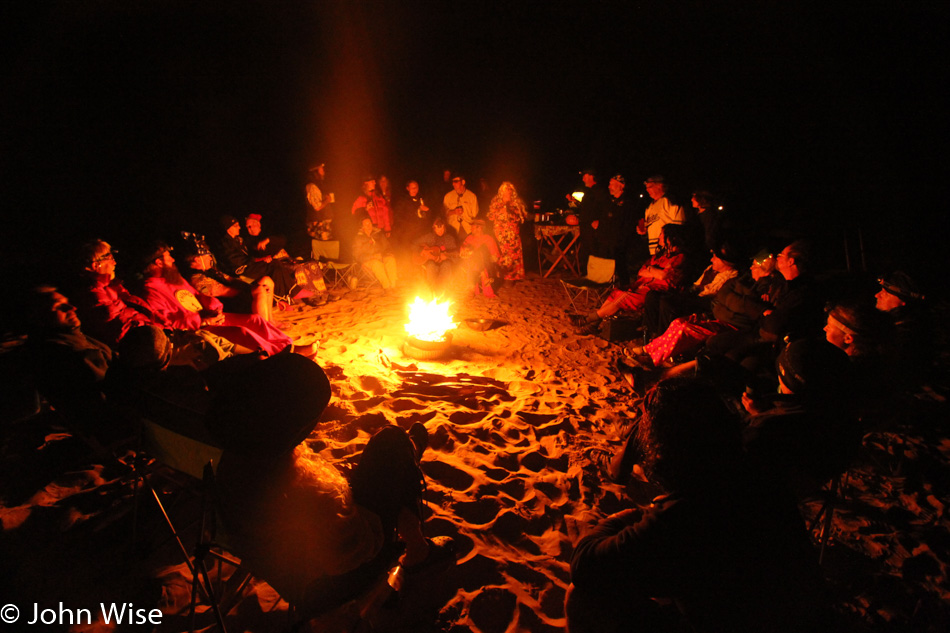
[1,274,949,632]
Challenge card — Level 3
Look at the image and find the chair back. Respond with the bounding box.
[311,239,341,261]
[586,256,616,284]
[141,418,223,480]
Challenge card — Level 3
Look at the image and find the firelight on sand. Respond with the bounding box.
[404,297,456,342]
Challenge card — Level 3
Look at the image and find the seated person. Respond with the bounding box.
[180,233,276,322]
[73,239,231,366]
[823,300,887,361]
[245,212,289,259]
[352,213,398,290]
[72,239,155,347]
[459,219,500,298]
[26,285,118,438]
[134,241,292,356]
[572,223,689,332]
[209,356,453,619]
[569,377,830,633]
[875,271,931,388]
[412,216,459,294]
[642,242,741,337]
[105,324,269,445]
[741,338,859,497]
[631,248,780,369]
[217,214,299,299]
[824,299,896,421]
[691,240,824,392]
[758,240,824,343]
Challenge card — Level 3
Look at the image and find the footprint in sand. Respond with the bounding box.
[455,497,503,524]
[422,460,475,491]
[469,587,518,633]
[385,397,419,412]
[449,410,490,425]
[357,375,387,395]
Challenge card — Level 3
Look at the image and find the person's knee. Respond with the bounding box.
[255,276,275,293]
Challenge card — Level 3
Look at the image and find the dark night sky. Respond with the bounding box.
[2,1,947,290]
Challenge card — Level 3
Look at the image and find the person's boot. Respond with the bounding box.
[569,311,599,326]
[408,422,428,462]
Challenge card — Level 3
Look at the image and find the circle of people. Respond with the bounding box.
[22,160,932,633]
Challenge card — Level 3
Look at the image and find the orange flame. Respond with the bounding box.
[405,297,456,342]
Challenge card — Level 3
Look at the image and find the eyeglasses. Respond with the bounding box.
[452,178,462,183]
[93,252,115,264]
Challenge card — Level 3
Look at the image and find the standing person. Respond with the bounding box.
[305,162,335,240]
[603,173,643,285]
[442,173,479,242]
[638,175,685,256]
[691,190,722,251]
[394,180,431,246]
[569,168,609,273]
[352,176,394,237]
[487,181,527,281]
[377,174,393,205]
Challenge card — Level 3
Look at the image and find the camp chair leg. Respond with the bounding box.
[817,476,840,566]
[190,550,229,633]
[149,483,197,578]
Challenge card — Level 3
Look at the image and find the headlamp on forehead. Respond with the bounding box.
[878,276,925,302]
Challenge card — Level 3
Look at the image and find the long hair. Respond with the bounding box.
[490,181,527,222]
[636,377,743,492]
[660,223,687,252]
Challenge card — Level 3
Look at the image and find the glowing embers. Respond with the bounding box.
[404,297,456,360]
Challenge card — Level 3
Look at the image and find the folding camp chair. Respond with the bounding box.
[311,240,375,292]
[131,418,246,633]
[561,255,616,313]
[312,240,351,292]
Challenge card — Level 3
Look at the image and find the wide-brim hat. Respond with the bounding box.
[776,338,851,396]
[207,354,332,458]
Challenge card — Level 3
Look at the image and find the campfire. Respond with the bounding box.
[403,297,456,360]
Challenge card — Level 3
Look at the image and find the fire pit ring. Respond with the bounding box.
[404,333,453,360]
